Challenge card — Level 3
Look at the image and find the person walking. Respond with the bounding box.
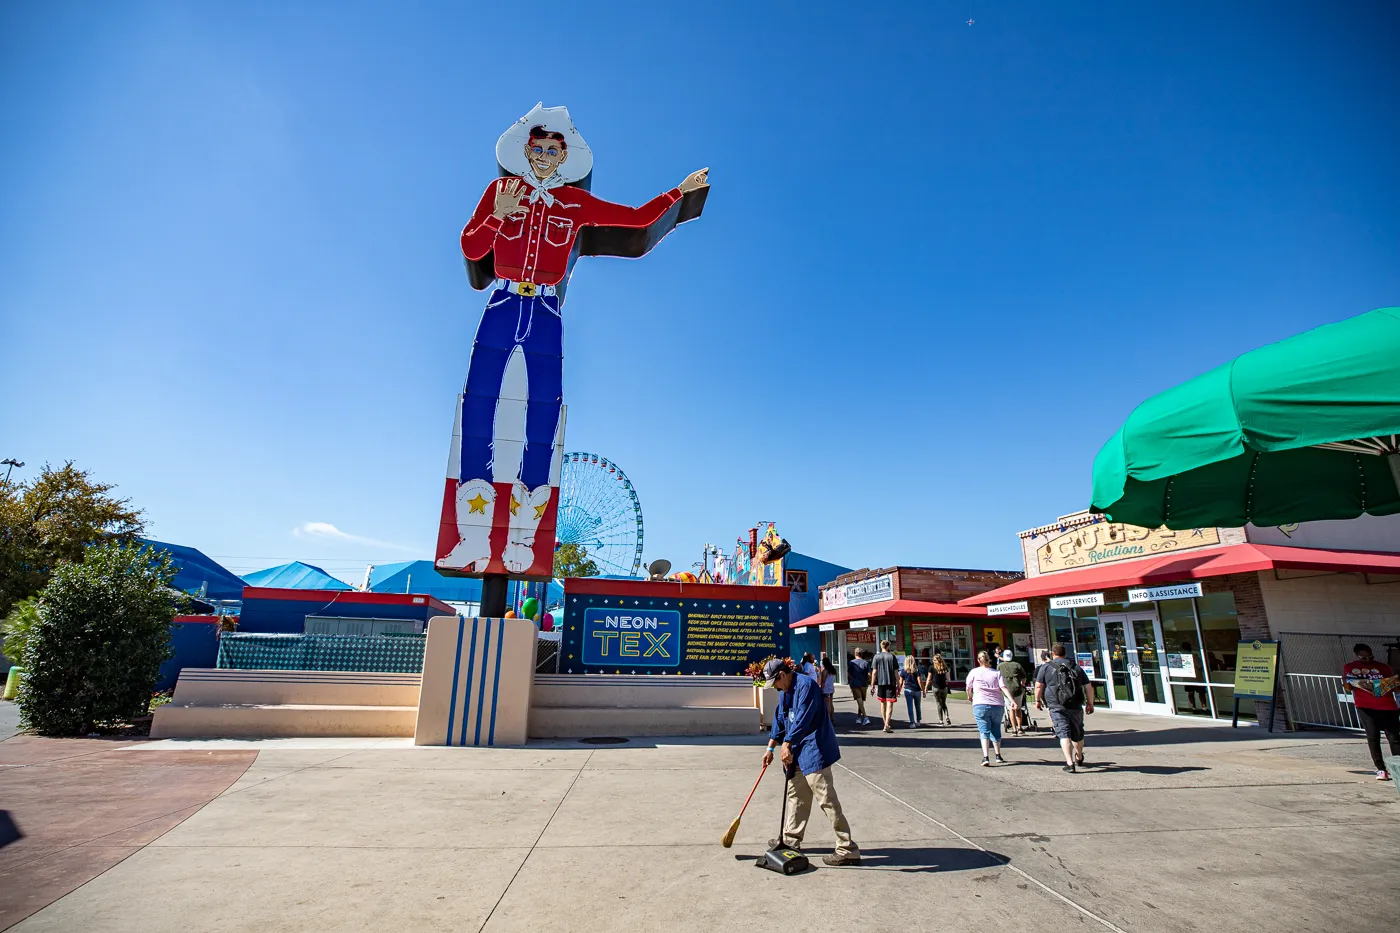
[1342,643,1400,780]
[998,649,1028,736]
[847,648,871,725]
[929,653,951,725]
[1034,643,1095,773]
[821,654,838,720]
[966,650,1013,765]
[871,640,900,733]
[916,652,932,697]
[899,654,923,728]
[761,658,862,865]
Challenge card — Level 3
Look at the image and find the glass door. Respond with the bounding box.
[1099,611,1173,715]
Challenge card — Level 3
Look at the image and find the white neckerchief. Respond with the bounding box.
[521,171,565,207]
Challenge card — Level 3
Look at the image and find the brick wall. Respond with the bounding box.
[896,567,1024,603]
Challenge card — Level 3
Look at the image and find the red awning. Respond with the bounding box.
[791,598,1022,630]
[958,543,1400,606]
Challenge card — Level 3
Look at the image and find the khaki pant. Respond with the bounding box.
[850,685,867,717]
[782,766,859,858]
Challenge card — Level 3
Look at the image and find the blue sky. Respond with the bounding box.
[2,1,1397,584]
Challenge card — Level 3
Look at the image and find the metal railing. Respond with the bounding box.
[1283,673,1361,731]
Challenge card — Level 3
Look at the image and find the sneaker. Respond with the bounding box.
[1063,764,1077,773]
[1378,770,1392,781]
[980,756,990,767]
[994,754,1006,764]
[768,838,802,852]
[822,853,862,866]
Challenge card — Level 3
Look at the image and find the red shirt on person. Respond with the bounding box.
[461,178,683,287]
[1343,659,1399,710]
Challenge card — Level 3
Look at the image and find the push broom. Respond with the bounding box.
[720,760,768,847]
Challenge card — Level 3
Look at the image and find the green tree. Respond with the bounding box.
[17,542,176,735]
[0,462,145,618]
[553,542,599,578]
[1,597,40,665]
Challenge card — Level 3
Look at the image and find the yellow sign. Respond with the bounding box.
[1036,523,1220,574]
[1233,640,1279,699]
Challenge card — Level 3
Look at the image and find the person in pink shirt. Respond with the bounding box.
[965,650,1015,766]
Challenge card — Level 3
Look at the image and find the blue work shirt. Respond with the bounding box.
[770,672,841,775]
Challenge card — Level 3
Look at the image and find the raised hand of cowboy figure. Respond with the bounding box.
[435,104,708,579]
[491,178,530,220]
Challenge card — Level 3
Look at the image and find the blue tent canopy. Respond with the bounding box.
[367,560,563,608]
[242,561,353,591]
[139,538,246,601]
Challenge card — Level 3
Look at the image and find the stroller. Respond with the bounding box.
[1003,687,1038,734]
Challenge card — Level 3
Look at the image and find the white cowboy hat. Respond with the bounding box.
[496,103,594,186]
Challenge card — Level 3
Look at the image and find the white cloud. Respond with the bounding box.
[293,522,416,553]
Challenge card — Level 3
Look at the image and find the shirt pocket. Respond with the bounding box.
[543,216,574,247]
[498,215,524,241]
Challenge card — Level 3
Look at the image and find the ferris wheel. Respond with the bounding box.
[556,453,644,578]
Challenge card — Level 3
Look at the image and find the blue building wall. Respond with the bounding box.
[156,619,221,690]
[789,626,821,662]
[785,551,852,623]
[238,595,442,634]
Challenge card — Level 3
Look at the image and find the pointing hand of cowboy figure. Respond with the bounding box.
[678,168,709,194]
[492,178,530,219]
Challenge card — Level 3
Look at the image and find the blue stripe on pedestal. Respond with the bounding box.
[446,618,465,746]
[488,618,506,745]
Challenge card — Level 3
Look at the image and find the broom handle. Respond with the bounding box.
[737,761,767,818]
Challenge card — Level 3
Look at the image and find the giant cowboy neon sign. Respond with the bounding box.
[435,104,708,579]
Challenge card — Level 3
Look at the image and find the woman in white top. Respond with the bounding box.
[964,649,1014,766]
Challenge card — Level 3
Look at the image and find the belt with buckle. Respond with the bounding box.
[506,280,555,297]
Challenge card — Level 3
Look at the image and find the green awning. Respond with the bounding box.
[1091,307,1400,529]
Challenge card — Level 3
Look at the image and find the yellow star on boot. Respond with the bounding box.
[508,494,521,516]
[466,493,489,514]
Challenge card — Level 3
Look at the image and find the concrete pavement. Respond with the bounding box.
[0,701,19,742]
[5,694,1397,932]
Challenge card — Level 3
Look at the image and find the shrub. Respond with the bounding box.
[1,597,40,665]
[17,542,176,735]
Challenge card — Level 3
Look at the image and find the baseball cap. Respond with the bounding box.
[762,658,792,685]
[1001,650,1013,661]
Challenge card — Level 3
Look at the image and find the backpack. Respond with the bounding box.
[1048,660,1084,708]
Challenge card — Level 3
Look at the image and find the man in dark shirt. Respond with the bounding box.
[762,658,861,865]
[871,640,900,734]
[847,648,872,725]
[1035,643,1095,773]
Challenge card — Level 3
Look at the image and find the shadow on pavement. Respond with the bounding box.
[0,810,22,848]
[733,846,1007,874]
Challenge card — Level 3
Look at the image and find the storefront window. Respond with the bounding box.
[1159,598,1212,717]
[911,623,973,683]
[1197,592,1252,720]
[1071,610,1109,705]
[1050,609,1073,653]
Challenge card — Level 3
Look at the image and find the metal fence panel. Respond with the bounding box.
[217,632,427,673]
[1279,631,1400,732]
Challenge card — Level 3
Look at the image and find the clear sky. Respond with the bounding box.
[2,1,1398,584]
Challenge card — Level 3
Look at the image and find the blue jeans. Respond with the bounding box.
[458,288,563,488]
[903,688,922,723]
[972,703,1003,741]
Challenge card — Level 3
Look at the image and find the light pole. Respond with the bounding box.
[1,459,22,484]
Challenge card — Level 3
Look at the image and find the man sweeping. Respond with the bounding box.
[761,658,861,866]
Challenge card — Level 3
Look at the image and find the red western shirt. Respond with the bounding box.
[461,178,683,286]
